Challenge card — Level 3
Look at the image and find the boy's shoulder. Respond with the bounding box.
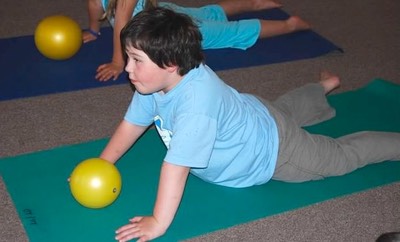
[185,64,224,90]
[176,64,232,108]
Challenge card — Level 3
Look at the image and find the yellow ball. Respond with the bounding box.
[34,15,82,60]
[69,158,122,209]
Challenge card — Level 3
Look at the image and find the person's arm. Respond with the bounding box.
[111,0,137,71]
[83,0,104,43]
[100,120,148,164]
[115,162,190,242]
[152,162,190,232]
[96,0,137,82]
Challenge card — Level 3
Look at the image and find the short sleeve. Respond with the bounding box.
[124,91,155,126]
[164,114,217,168]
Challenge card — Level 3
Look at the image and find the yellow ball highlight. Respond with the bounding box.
[69,158,122,209]
[34,15,82,60]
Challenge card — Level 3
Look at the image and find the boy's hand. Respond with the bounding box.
[96,62,125,82]
[115,216,167,242]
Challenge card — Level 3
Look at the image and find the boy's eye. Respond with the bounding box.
[128,57,139,63]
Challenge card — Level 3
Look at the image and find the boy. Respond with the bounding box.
[99,7,400,242]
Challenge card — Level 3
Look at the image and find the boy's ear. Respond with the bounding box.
[165,64,179,74]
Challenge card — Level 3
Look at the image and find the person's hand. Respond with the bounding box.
[82,30,100,43]
[96,62,125,82]
[115,216,167,242]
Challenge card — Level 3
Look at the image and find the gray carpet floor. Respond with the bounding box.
[1,0,399,241]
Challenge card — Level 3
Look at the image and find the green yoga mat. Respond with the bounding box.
[1,79,399,242]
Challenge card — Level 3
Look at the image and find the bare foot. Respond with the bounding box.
[287,16,311,32]
[320,71,340,94]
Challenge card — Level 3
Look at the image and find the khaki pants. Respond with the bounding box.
[258,83,400,182]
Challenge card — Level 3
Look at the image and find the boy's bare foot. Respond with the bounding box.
[287,16,311,32]
[320,71,340,94]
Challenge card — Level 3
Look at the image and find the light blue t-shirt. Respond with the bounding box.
[124,64,279,188]
[101,0,260,50]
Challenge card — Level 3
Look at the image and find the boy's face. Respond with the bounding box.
[124,46,180,94]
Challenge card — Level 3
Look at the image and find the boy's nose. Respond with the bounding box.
[125,61,134,72]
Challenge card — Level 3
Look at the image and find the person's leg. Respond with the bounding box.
[216,0,309,38]
[162,3,261,50]
[198,19,261,49]
[266,73,400,182]
[272,71,339,127]
[166,1,309,48]
[258,16,311,38]
[217,0,282,16]
[272,130,400,182]
[159,2,227,22]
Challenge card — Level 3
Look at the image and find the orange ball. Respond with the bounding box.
[69,158,122,209]
[34,15,82,60]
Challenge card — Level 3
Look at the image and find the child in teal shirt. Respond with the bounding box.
[83,0,310,82]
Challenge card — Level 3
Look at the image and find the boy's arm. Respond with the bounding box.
[96,0,137,81]
[153,162,190,231]
[100,120,147,164]
[115,162,190,242]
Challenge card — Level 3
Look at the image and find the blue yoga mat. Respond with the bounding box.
[0,8,342,101]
